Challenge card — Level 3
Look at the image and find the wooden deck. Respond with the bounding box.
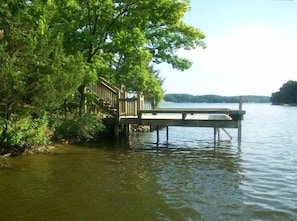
[120,108,245,128]
[120,108,246,142]
[88,78,246,143]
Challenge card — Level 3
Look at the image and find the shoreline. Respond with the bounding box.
[0,145,58,158]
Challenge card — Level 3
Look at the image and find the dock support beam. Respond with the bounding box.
[238,96,243,142]
[238,121,242,142]
[166,126,169,142]
[124,124,130,139]
[222,128,232,140]
[156,126,160,143]
[155,126,169,144]
[214,128,220,143]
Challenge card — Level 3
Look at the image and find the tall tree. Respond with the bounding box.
[0,1,84,119]
[52,0,205,115]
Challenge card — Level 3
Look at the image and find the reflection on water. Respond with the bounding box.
[0,144,244,221]
[153,147,243,221]
[0,104,297,221]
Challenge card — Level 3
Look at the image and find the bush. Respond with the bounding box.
[0,115,50,148]
[53,113,106,141]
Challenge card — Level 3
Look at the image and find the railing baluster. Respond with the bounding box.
[88,77,153,118]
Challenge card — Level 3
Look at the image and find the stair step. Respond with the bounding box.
[110,110,117,115]
[95,98,118,116]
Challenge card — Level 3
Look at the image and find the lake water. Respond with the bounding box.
[0,103,296,221]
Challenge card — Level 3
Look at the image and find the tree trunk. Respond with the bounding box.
[1,101,14,147]
[5,101,14,121]
[78,84,86,117]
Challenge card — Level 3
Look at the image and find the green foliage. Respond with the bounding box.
[164,94,270,103]
[0,0,84,117]
[144,69,165,104]
[0,0,206,148]
[1,1,205,108]
[53,114,106,141]
[271,80,297,104]
[0,115,50,148]
[52,0,205,110]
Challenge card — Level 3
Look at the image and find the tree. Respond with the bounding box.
[51,0,205,115]
[271,80,297,104]
[0,1,84,114]
[0,1,84,144]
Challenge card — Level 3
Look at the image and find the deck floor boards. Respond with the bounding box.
[119,108,244,129]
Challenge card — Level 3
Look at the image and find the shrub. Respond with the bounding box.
[0,114,50,148]
[53,113,106,141]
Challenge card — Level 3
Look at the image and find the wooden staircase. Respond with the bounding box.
[88,77,153,137]
[88,77,153,118]
[96,98,118,117]
[88,77,124,119]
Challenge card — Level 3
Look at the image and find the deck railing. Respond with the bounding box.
[88,77,153,117]
[118,96,153,116]
[88,77,124,109]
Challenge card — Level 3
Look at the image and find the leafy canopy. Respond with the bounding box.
[52,0,205,102]
[0,0,84,116]
[0,0,206,147]
[1,0,205,114]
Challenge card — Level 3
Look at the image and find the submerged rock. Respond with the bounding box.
[22,146,56,155]
[131,124,150,132]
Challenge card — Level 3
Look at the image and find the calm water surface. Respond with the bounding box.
[0,103,296,221]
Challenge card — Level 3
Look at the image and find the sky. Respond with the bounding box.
[158,0,297,96]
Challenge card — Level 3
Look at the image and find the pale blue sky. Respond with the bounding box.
[158,0,297,96]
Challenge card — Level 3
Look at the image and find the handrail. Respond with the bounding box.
[88,77,153,117]
[88,78,121,114]
[99,77,123,94]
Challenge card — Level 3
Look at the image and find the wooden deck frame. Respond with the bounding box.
[89,77,246,143]
[120,108,246,143]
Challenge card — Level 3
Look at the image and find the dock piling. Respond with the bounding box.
[166,127,169,142]
[238,96,243,142]
[156,126,160,143]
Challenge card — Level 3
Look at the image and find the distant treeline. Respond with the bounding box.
[164,94,270,103]
[271,80,297,105]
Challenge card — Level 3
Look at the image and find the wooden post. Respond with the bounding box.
[124,91,128,115]
[156,126,160,144]
[137,94,142,111]
[134,98,137,116]
[238,96,243,141]
[218,128,220,141]
[114,91,121,139]
[214,128,221,144]
[166,126,169,142]
[124,124,130,139]
[238,121,242,142]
